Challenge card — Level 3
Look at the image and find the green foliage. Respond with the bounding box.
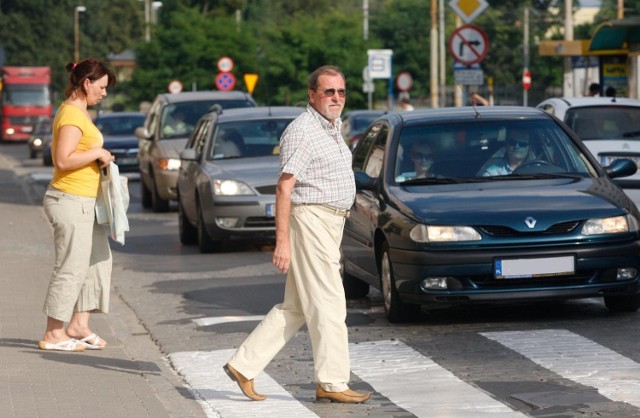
[0,0,624,109]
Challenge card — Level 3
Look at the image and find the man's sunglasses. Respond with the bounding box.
[411,151,434,160]
[318,88,347,98]
[507,140,530,148]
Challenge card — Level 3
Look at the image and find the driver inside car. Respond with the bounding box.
[482,129,534,176]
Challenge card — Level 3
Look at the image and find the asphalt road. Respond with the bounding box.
[4,141,640,418]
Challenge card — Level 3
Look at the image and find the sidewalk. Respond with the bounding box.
[0,151,208,418]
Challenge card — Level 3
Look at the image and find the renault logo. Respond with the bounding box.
[525,216,537,228]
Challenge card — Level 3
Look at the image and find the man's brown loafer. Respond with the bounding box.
[223,363,267,401]
[316,385,371,403]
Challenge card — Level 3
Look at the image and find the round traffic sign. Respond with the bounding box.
[168,80,183,94]
[215,72,236,91]
[522,69,532,90]
[396,71,413,92]
[217,56,234,73]
[448,24,489,66]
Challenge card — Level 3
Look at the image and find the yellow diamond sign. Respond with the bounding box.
[449,0,489,24]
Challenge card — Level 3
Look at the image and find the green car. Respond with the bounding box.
[342,106,640,322]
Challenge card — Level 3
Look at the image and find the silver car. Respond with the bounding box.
[136,91,256,212]
[177,106,304,253]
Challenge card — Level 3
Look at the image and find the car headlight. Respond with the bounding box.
[581,215,634,235]
[157,158,181,171]
[410,225,481,243]
[213,179,255,195]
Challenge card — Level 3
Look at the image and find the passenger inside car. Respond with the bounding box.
[395,142,437,181]
[213,128,244,158]
[480,128,536,176]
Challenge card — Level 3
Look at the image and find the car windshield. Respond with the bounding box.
[393,119,598,183]
[95,114,145,136]
[208,118,295,160]
[160,100,254,140]
[564,106,640,140]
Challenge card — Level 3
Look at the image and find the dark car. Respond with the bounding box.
[27,116,52,159]
[341,106,640,322]
[177,106,304,253]
[94,112,145,173]
[341,110,385,150]
[136,91,257,212]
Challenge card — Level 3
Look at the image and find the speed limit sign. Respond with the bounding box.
[168,80,183,94]
[217,56,234,73]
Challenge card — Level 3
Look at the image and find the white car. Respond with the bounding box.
[536,97,640,187]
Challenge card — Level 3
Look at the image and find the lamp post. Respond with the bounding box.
[140,0,162,42]
[74,6,86,62]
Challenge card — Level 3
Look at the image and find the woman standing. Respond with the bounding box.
[38,58,116,352]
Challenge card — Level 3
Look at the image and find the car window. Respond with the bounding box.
[393,119,597,183]
[159,99,255,140]
[353,122,386,171]
[564,106,640,140]
[208,118,295,160]
[95,115,144,135]
[191,119,212,159]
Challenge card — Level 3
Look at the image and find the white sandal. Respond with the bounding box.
[38,339,85,352]
[78,333,106,350]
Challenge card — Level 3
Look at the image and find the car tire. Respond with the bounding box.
[150,169,170,212]
[141,174,152,209]
[43,150,53,167]
[604,294,640,312]
[197,203,221,253]
[341,256,370,299]
[380,242,421,323]
[178,199,198,245]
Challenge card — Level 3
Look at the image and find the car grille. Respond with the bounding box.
[245,217,276,227]
[478,220,580,237]
[255,185,276,195]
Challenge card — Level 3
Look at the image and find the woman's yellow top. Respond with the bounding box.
[50,103,103,197]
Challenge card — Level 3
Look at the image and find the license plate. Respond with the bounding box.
[117,157,138,165]
[265,203,275,218]
[495,255,574,279]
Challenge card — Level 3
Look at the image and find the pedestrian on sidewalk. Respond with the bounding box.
[38,58,116,352]
[224,65,371,404]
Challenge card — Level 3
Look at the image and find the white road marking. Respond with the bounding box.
[482,329,640,408]
[193,315,266,326]
[349,340,526,417]
[168,349,318,418]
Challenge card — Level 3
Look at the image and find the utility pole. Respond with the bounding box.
[618,0,624,19]
[563,0,574,97]
[430,0,439,108]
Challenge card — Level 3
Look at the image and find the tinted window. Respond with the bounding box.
[95,115,145,135]
[160,99,255,140]
[208,118,296,160]
[394,119,597,182]
[565,106,640,140]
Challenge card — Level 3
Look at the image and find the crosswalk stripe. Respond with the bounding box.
[349,340,526,417]
[482,329,640,408]
[169,349,318,418]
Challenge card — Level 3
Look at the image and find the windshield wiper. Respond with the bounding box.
[401,177,480,185]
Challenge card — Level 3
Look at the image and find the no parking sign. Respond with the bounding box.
[215,72,236,91]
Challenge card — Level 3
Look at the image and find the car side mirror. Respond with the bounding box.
[354,170,378,191]
[180,148,197,161]
[605,158,637,179]
[135,126,152,140]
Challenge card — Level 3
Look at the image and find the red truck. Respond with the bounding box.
[0,66,52,142]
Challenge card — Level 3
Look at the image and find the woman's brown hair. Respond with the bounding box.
[64,58,116,99]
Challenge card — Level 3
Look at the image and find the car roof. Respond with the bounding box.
[344,109,386,117]
[206,106,305,122]
[156,91,255,104]
[379,106,551,126]
[95,111,145,119]
[537,97,640,108]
